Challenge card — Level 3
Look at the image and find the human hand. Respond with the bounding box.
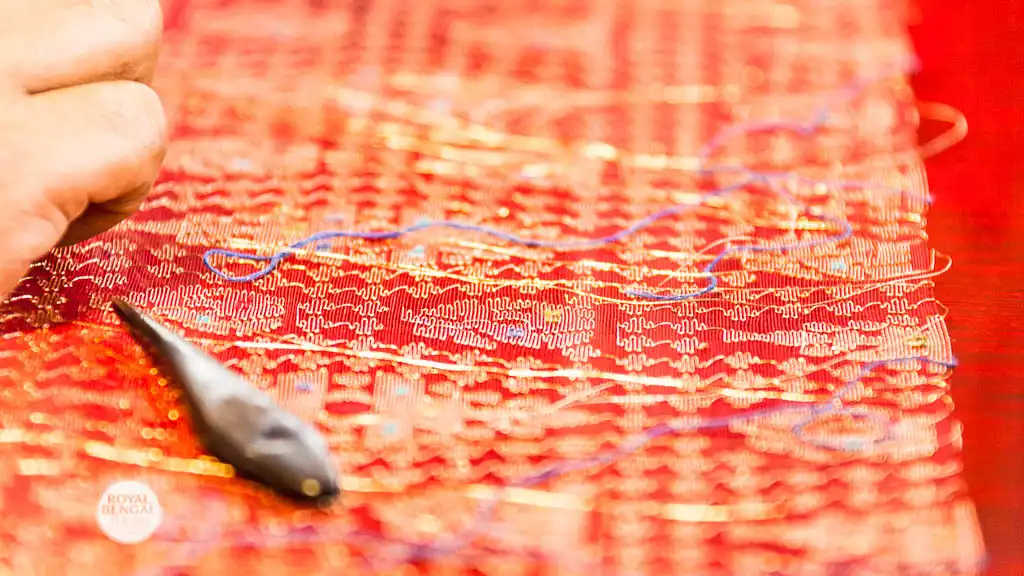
[0,0,166,299]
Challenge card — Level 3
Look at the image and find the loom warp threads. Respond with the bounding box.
[202,61,923,300]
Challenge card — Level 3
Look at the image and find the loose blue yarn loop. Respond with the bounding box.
[160,60,960,569]
[136,356,958,573]
[380,355,959,565]
[202,61,927,300]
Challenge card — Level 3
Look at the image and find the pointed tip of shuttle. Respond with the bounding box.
[111,297,145,326]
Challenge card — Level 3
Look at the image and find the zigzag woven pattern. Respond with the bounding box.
[0,1,984,574]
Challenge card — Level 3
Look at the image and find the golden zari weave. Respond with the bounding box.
[0,0,984,574]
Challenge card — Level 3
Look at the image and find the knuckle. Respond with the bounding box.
[97,82,168,161]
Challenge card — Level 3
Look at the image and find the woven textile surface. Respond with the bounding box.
[0,0,985,574]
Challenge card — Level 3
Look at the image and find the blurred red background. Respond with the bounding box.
[910,1,1024,574]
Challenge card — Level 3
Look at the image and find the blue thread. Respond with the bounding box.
[372,356,958,567]
[202,178,749,285]
[296,381,313,392]
[395,385,409,396]
[409,245,426,257]
[202,59,926,298]
[831,259,848,271]
[197,315,211,323]
[507,327,525,338]
[201,178,903,297]
[382,421,399,436]
[694,55,919,177]
[163,356,955,570]
[158,61,955,570]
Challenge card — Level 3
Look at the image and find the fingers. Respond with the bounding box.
[0,81,166,293]
[0,0,163,94]
[30,79,168,220]
[0,1,166,298]
[57,182,153,246]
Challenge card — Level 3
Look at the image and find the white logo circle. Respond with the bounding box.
[96,481,163,544]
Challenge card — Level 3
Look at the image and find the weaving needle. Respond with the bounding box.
[110,298,341,506]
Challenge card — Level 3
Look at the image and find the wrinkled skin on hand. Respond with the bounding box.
[0,0,167,298]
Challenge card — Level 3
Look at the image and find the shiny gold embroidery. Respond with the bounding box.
[0,0,982,574]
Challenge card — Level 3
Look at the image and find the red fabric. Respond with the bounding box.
[0,0,989,574]
[911,1,1024,574]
